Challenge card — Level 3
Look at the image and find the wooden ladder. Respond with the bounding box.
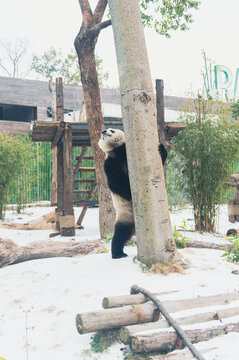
[74,146,98,227]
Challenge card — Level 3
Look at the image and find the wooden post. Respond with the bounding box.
[52,77,75,236]
[56,141,64,231]
[49,78,58,206]
[156,79,166,181]
[62,123,75,236]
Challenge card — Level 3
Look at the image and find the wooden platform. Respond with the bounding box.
[32,120,186,146]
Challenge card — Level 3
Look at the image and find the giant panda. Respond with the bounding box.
[98,128,167,259]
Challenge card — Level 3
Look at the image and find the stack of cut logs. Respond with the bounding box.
[76,289,239,359]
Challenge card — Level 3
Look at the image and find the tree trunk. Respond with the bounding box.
[74,3,115,238]
[107,0,176,265]
[0,238,105,267]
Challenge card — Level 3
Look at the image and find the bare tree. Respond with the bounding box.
[74,0,114,238]
[0,37,28,78]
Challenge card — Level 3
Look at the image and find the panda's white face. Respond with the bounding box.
[98,128,125,153]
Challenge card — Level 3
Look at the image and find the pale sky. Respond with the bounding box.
[0,0,239,97]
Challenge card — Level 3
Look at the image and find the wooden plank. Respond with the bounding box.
[0,120,31,135]
[31,121,186,144]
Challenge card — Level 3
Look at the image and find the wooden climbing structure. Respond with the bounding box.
[31,77,187,235]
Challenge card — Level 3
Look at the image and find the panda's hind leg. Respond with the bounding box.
[111,222,135,259]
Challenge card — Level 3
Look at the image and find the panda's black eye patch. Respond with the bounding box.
[110,130,115,133]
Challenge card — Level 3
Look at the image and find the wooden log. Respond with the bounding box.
[148,346,216,360]
[0,211,55,230]
[102,290,178,309]
[130,316,239,353]
[185,239,233,251]
[76,292,239,335]
[76,303,160,334]
[120,306,239,344]
[103,290,238,311]
[0,238,105,267]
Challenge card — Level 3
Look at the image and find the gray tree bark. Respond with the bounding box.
[107,0,177,265]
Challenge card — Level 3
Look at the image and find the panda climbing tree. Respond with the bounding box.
[101,0,178,265]
[99,129,168,259]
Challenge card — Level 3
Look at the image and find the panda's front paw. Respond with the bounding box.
[112,252,128,259]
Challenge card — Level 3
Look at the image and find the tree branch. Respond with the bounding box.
[0,62,12,77]
[93,0,108,24]
[78,0,93,23]
[87,19,112,38]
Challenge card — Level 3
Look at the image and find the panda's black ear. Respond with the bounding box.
[158,144,167,165]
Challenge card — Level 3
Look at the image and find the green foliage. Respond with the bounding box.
[222,236,239,263]
[172,96,239,232]
[0,133,32,219]
[140,0,200,37]
[7,136,52,210]
[231,99,239,120]
[166,147,184,209]
[102,232,114,245]
[90,329,121,353]
[31,47,109,87]
[133,256,150,271]
[173,225,189,248]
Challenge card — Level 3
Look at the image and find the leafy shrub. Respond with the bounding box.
[172,96,239,232]
[173,226,189,248]
[166,148,185,209]
[221,236,239,263]
[0,133,32,219]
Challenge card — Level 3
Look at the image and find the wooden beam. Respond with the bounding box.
[51,122,65,148]
[56,142,64,231]
[62,124,75,236]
